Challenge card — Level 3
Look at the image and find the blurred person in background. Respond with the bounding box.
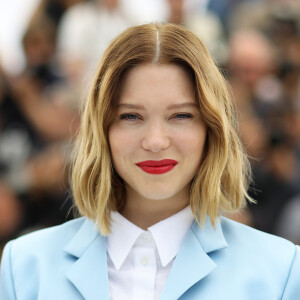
[207,0,259,33]
[0,182,23,255]
[277,194,300,245]
[226,2,300,239]
[227,29,280,114]
[0,64,27,255]
[30,0,85,30]
[13,17,79,141]
[57,0,134,94]
[274,102,300,243]
[248,128,300,235]
[285,102,300,161]
[0,15,80,256]
[167,0,227,64]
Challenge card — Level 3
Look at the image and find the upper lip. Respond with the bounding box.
[136,159,178,167]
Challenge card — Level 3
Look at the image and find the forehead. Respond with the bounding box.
[117,63,195,105]
[121,62,193,83]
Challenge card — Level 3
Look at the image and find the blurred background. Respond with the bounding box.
[0,0,300,257]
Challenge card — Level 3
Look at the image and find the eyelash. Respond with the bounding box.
[172,113,193,120]
[119,113,193,122]
[120,113,141,121]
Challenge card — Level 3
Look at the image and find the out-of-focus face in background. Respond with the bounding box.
[228,30,274,88]
[23,20,56,69]
[99,0,119,10]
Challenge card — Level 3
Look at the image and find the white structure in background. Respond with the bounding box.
[0,0,41,75]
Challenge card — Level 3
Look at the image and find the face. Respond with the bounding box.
[108,63,207,204]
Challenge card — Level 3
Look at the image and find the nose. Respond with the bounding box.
[141,122,170,152]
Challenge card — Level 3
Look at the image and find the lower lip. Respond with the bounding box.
[138,165,176,174]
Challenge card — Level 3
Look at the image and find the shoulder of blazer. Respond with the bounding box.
[7,217,90,256]
[218,217,297,267]
[0,217,107,300]
[220,217,300,298]
[220,216,296,251]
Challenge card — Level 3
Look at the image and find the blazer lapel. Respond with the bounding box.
[63,219,110,300]
[160,217,228,300]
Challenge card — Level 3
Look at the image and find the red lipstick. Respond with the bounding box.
[136,159,178,174]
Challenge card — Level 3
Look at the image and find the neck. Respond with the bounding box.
[120,189,189,230]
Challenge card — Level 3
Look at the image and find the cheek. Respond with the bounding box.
[177,128,207,158]
[108,127,140,181]
[108,126,139,159]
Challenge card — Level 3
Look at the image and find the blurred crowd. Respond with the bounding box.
[1,0,300,256]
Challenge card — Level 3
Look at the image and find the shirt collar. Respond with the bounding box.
[148,205,194,267]
[107,211,144,270]
[106,206,194,270]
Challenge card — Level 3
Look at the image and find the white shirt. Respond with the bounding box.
[106,206,194,300]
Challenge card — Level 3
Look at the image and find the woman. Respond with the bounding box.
[1,23,299,300]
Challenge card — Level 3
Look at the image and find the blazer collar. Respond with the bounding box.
[191,216,228,253]
[62,216,228,300]
[160,217,228,299]
[63,218,110,300]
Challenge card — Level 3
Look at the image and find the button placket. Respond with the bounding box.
[132,247,156,300]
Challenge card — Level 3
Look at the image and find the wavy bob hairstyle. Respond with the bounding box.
[72,23,252,235]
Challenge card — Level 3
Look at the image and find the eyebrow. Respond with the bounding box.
[167,103,198,109]
[117,102,198,110]
[117,103,145,110]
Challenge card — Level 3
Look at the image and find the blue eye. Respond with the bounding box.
[174,113,193,120]
[120,113,140,121]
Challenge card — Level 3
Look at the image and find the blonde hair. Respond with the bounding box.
[72,23,252,235]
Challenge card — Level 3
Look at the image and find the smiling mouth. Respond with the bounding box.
[136,159,178,175]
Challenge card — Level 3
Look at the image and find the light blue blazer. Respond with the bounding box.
[1,216,300,299]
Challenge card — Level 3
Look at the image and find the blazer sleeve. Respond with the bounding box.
[0,241,17,300]
[282,245,300,300]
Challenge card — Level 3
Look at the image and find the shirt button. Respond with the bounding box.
[140,256,149,266]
